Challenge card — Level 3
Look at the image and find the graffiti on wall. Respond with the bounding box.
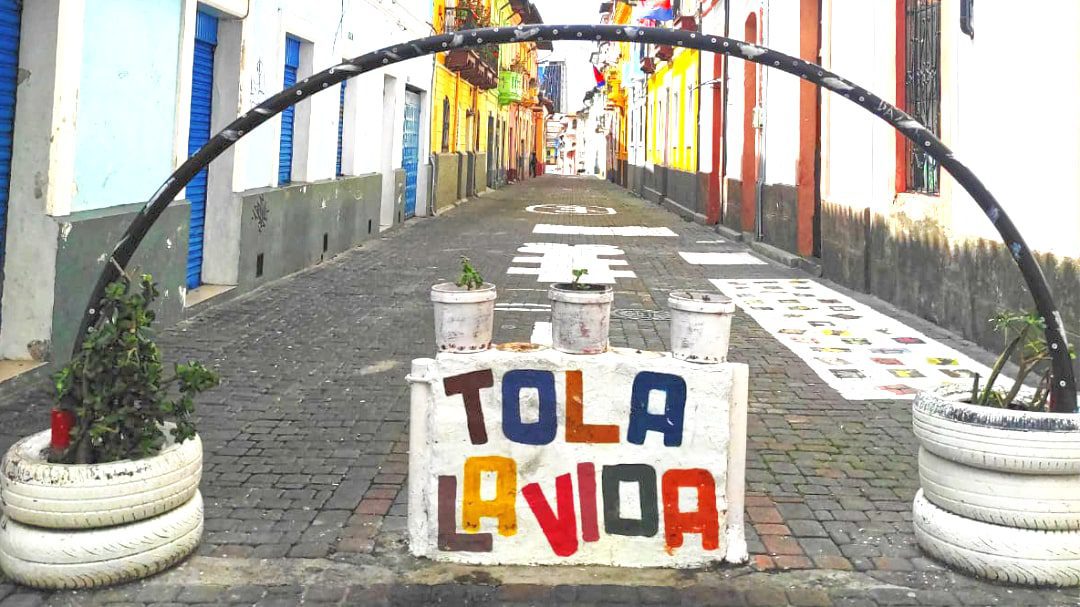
[408,347,749,567]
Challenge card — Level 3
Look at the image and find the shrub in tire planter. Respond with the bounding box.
[431,257,496,353]
[913,309,1080,586]
[0,273,219,589]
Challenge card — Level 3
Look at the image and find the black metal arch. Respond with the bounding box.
[74,24,1077,412]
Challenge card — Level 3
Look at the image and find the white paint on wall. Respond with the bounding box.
[532,224,676,237]
[407,347,749,567]
[508,243,635,284]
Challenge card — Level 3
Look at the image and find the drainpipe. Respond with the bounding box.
[755,0,769,241]
[719,0,730,225]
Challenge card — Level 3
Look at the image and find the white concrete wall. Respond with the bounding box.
[759,3,798,187]
[822,0,1080,258]
[408,347,749,567]
[820,0,896,216]
[0,0,82,359]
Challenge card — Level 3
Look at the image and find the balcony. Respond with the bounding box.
[443,7,498,90]
[499,70,524,105]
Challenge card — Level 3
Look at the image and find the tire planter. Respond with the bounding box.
[1,425,202,529]
[912,390,1080,585]
[913,490,1080,587]
[919,447,1080,530]
[548,283,613,355]
[0,490,203,590]
[431,282,497,353]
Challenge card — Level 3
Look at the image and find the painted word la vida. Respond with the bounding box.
[439,368,721,558]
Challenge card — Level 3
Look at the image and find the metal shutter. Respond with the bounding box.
[401,90,421,218]
[279,36,300,185]
[336,79,346,176]
[0,0,19,320]
[185,9,217,289]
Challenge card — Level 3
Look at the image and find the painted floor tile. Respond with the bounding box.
[711,278,996,400]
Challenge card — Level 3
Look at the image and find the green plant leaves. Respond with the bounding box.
[49,273,219,464]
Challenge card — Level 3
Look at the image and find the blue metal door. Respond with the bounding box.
[186,10,217,289]
[279,36,301,185]
[336,79,346,176]
[0,0,19,320]
[401,90,421,218]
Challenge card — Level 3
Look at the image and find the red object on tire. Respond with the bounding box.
[50,409,74,450]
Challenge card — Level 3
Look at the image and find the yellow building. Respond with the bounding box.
[430,0,546,211]
[596,1,704,220]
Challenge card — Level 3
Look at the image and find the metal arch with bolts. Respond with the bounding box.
[72,24,1077,412]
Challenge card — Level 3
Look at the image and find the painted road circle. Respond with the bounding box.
[525,204,617,216]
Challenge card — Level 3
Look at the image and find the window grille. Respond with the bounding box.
[904,0,940,194]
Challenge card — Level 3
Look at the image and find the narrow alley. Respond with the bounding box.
[0,176,1074,606]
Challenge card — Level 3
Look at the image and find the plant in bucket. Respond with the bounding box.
[0,272,219,589]
[548,268,614,355]
[431,256,497,353]
[668,291,736,363]
[911,309,1080,586]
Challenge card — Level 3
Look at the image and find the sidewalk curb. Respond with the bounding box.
[747,240,823,277]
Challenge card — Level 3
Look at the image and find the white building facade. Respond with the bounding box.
[0,0,433,369]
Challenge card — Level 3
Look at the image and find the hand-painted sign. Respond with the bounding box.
[407,346,749,567]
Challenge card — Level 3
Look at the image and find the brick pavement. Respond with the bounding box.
[0,176,1077,606]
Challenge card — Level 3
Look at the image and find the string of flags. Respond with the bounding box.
[633,0,673,23]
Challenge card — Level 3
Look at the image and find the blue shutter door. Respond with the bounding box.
[335,79,346,176]
[0,0,20,320]
[186,10,218,289]
[401,90,421,218]
[279,36,301,185]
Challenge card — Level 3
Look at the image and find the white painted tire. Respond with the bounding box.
[0,490,202,589]
[913,489,1080,587]
[1,425,201,528]
[919,448,1080,530]
[912,391,1080,474]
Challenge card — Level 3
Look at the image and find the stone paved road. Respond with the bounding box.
[0,176,1077,606]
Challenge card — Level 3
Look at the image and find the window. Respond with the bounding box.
[903,0,940,194]
[441,97,451,152]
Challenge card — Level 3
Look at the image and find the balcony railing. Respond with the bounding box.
[443,7,498,89]
[443,7,487,33]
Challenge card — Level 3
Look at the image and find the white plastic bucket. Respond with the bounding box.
[431,282,497,353]
[668,291,735,363]
[548,284,614,355]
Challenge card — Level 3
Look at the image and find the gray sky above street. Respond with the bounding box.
[534,0,601,113]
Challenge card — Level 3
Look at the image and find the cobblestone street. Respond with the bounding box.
[0,176,1077,606]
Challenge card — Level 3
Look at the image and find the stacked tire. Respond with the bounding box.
[0,425,203,589]
[912,391,1080,587]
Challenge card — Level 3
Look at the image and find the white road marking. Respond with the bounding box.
[508,243,635,284]
[679,252,767,265]
[525,204,617,216]
[695,239,727,244]
[495,303,551,313]
[532,224,677,237]
[712,278,1000,401]
[530,321,553,346]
